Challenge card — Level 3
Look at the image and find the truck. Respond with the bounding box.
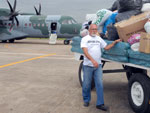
[71,36,150,113]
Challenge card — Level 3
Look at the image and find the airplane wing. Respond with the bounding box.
[0,27,28,41]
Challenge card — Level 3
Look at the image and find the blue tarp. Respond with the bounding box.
[71,36,82,42]
[102,54,129,62]
[71,36,83,54]
[101,40,130,62]
[103,12,118,34]
[71,47,83,54]
[71,36,150,67]
[102,40,130,56]
[128,49,150,67]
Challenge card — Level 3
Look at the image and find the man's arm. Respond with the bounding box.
[82,47,99,68]
[104,39,121,50]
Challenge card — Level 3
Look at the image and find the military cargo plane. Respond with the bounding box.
[0,0,82,45]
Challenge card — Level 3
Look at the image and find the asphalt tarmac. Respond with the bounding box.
[0,39,134,113]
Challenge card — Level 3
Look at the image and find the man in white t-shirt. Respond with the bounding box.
[81,24,121,111]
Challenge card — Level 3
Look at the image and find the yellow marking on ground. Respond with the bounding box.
[4,44,9,49]
[0,53,56,69]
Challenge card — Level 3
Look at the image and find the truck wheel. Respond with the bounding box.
[64,40,70,45]
[78,61,95,89]
[123,65,147,80]
[126,72,132,80]
[128,73,150,113]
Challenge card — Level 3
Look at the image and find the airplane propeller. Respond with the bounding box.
[34,4,41,15]
[7,0,19,30]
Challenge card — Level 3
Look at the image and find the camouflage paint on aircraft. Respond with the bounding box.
[29,15,49,35]
[59,16,81,34]
[0,0,82,44]
[0,27,11,35]
[0,9,10,17]
[0,20,10,36]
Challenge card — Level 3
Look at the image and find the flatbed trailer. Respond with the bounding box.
[74,52,150,113]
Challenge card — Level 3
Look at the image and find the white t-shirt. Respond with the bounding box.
[81,35,107,67]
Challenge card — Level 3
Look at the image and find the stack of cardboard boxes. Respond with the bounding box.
[115,11,150,53]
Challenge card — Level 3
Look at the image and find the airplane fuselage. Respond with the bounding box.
[1,14,81,39]
[0,1,82,44]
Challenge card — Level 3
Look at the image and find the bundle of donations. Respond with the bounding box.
[71,0,150,67]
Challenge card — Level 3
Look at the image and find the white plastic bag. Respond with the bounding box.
[80,29,89,37]
[93,9,112,26]
[131,42,140,51]
[144,20,150,33]
[141,3,150,12]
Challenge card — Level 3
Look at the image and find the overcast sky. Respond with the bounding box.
[0,0,116,22]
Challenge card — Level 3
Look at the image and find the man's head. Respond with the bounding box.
[89,24,98,37]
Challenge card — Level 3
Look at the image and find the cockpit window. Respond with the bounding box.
[62,20,69,24]
[61,19,77,25]
[71,19,77,24]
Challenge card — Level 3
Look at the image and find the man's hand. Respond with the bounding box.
[112,39,122,45]
[82,47,99,68]
[114,39,122,43]
[91,60,99,68]
[105,39,122,50]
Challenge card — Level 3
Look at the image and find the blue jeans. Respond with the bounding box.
[82,64,104,106]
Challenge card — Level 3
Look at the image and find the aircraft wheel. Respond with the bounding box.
[9,39,15,43]
[64,40,70,45]
[2,40,7,43]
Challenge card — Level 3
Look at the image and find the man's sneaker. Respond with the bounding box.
[96,104,108,111]
[83,102,89,107]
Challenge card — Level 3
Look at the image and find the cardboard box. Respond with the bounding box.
[115,12,150,42]
[139,32,150,54]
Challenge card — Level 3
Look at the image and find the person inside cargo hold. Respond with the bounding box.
[81,24,121,111]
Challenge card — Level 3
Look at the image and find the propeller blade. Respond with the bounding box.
[6,0,19,30]
[7,0,13,13]
[13,0,17,12]
[15,17,19,26]
[10,18,14,30]
[13,10,19,17]
[34,4,41,15]
[39,4,41,15]
[34,6,39,15]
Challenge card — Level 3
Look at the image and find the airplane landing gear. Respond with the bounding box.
[1,40,7,43]
[64,40,70,45]
[9,39,15,43]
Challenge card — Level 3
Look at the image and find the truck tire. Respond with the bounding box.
[128,73,150,113]
[122,65,133,80]
[78,61,95,89]
[123,65,147,80]
[126,72,132,80]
